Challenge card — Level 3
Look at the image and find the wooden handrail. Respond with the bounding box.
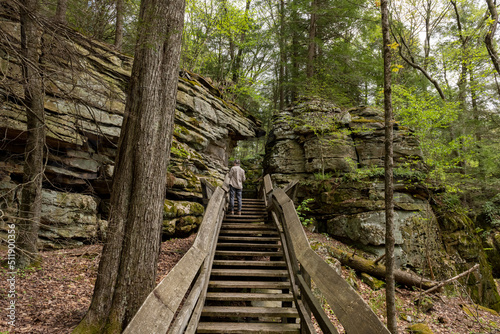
[123,186,227,334]
[270,185,391,334]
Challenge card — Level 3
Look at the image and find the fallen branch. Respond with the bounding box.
[422,263,480,295]
[374,253,386,265]
[328,246,437,290]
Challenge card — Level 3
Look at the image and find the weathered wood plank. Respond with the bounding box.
[217,236,280,242]
[212,260,286,267]
[201,306,299,318]
[123,247,205,334]
[208,280,291,289]
[211,268,289,277]
[205,292,294,302]
[297,274,339,334]
[216,242,281,249]
[197,322,300,333]
[215,250,283,257]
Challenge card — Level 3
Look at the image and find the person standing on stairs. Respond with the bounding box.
[228,159,245,215]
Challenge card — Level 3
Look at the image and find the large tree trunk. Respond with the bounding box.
[114,0,124,51]
[17,0,45,270]
[73,0,185,332]
[381,0,397,332]
[54,0,68,24]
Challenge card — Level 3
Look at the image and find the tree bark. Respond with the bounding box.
[381,0,397,332]
[279,0,285,110]
[485,0,500,75]
[290,0,299,102]
[54,0,68,24]
[306,0,317,79]
[73,0,185,331]
[114,0,124,51]
[232,0,251,84]
[17,0,45,270]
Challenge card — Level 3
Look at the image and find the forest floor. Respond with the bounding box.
[0,231,499,334]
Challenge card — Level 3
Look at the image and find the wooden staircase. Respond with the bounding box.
[124,176,390,334]
[197,198,300,333]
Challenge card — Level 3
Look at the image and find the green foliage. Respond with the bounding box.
[483,194,500,227]
[343,158,384,181]
[314,172,333,181]
[296,198,315,227]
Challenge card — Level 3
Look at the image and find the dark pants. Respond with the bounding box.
[229,185,242,213]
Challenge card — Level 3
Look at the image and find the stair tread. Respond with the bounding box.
[215,250,283,256]
[216,242,281,249]
[205,292,294,301]
[221,223,274,229]
[223,219,268,223]
[197,322,300,334]
[201,306,299,317]
[213,260,286,267]
[208,280,291,289]
[211,268,288,277]
[219,230,278,235]
[218,236,280,242]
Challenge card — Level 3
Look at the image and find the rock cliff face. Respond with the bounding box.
[265,98,500,310]
[0,18,261,248]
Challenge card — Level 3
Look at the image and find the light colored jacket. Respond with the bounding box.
[228,165,245,189]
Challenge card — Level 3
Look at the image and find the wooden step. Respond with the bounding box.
[239,205,266,209]
[215,250,283,257]
[225,213,267,218]
[201,306,299,318]
[216,243,281,249]
[219,229,278,235]
[197,322,300,333]
[205,292,294,302]
[223,218,268,223]
[208,280,291,289]
[212,260,286,267]
[211,268,288,277]
[221,223,274,230]
[218,236,280,242]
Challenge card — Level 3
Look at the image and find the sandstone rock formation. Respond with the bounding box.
[265,98,500,310]
[0,17,261,248]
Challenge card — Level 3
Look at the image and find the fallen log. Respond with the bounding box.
[328,246,437,290]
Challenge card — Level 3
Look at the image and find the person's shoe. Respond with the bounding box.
[230,211,234,215]
[237,211,241,215]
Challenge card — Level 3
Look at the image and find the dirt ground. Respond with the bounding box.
[1,231,499,333]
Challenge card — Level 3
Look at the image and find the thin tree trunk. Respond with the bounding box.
[279,0,285,110]
[306,0,317,79]
[290,0,299,102]
[451,0,469,175]
[73,0,185,331]
[17,0,45,270]
[381,0,397,332]
[114,0,124,51]
[485,0,500,74]
[55,0,68,24]
[232,0,251,84]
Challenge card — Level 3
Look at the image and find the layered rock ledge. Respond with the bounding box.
[265,98,500,310]
[0,17,262,248]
